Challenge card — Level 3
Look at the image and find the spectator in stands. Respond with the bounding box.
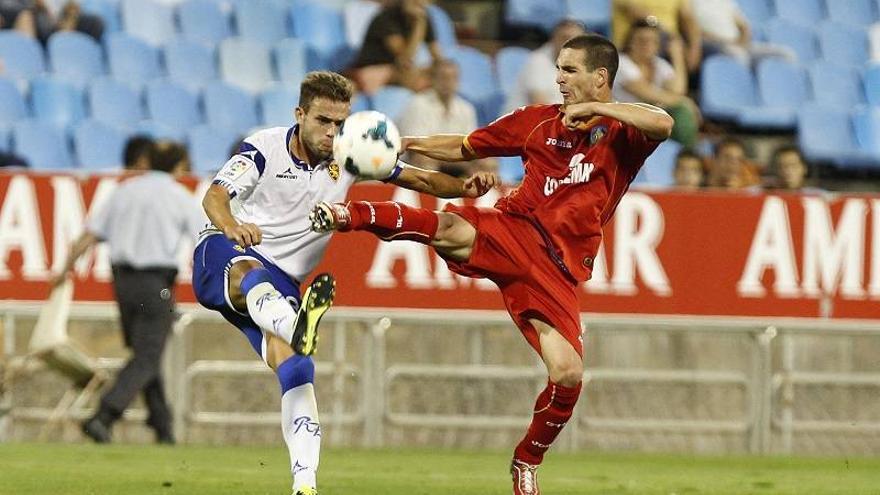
[397,58,495,177]
[673,148,703,190]
[614,18,700,147]
[349,0,443,95]
[693,0,795,66]
[707,137,761,190]
[0,151,28,167]
[766,145,814,192]
[612,0,702,72]
[505,19,585,112]
[0,0,101,43]
[51,140,202,446]
[153,140,191,177]
[123,135,155,171]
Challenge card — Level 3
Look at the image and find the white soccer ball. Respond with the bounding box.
[333,111,401,180]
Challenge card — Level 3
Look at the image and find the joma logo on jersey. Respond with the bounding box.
[545,137,572,148]
[544,153,594,196]
[275,167,299,179]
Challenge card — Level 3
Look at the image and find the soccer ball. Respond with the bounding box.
[333,111,401,180]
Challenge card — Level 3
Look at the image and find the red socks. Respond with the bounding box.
[344,201,439,243]
[514,380,582,465]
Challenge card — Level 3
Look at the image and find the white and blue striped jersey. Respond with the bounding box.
[207,125,360,283]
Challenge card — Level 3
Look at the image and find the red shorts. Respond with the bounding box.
[441,204,583,357]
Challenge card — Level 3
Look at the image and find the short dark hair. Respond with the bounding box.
[675,148,702,165]
[623,17,660,53]
[715,137,746,156]
[561,34,619,87]
[150,141,188,173]
[299,71,354,112]
[123,135,154,169]
[769,144,806,172]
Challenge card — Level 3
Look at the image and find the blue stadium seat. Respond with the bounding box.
[31,77,87,129]
[343,0,381,49]
[809,61,865,107]
[259,84,299,127]
[495,46,530,96]
[0,78,28,127]
[73,119,127,169]
[105,33,163,89]
[12,120,73,170]
[428,4,457,50]
[80,0,121,33]
[505,0,565,33]
[737,0,772,25]
[187,125,241,174]
[750,58,809,129]
[565,0,610,34]
[371,85,413,123]
[235,0,288,45]
[351,93,370,114]
[146,81,203,133]
[219,38,273,94]
[636,139,681,187]
[700,56,757,122]
[0,32,46,81]
[88,77,144,128]
[826,0,875,27]
[165,38,218,92]
[274,38,308,84]
[48,32,105,88]
[134,120,179,140]
[818,23,869,67]
[121,0,175,45]
[498,156,524,184]
[774,0,824,26]
[798,104,875,167]
[204,82,259,135]
[179,0,232,44]
[290,0,350,71]
[765,19,820,62]
[853,106,880,161]
[864,64,880,106]
[447,45,503,125]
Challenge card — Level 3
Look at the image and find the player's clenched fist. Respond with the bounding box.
[224,223,262,247]
[462,171,499,198]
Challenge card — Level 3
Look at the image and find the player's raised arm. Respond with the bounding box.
[402,134,476,162]
[563,101,674,141]
[390,162,497,198]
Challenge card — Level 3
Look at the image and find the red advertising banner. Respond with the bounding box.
[1,172,878,319]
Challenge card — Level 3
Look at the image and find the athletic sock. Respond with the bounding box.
[278,355,321,492]
[241,268,296,343]
[344,201,439,243]
[513,380,582,465]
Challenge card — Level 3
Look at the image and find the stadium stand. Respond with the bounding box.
[187,124,240,174]
[31,77,87,130]
[12,120,74,170]
[774,0,825,26]
[235,0,289,45]
[0,78,28,128]
[47,32,105,88]
[164,38,219,92]
[88,77,144,129]
[274,38,308,85]
[259,84,300,127]
[73,119,127,169]
[371,85,414,123]
[145,81,203,134]
[633,139,682,188]
[105,33,163,90]
[178,0,233,45]
[0,32,46,82]
[290,0,351,71]
[818,22,870,68]
[203,82,259,135]
[219,38,274,93]
[121,0,177,46]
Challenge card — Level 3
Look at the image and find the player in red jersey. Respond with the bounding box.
[310,33,673,495]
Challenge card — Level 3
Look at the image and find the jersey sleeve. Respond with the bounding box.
[463,106,537,158]
[617,121,664,174]
[85,190,118,241]
[211,141,265,200]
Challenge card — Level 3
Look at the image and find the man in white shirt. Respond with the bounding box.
[505,19,585,112]
[693,0,795,65]
[398,59,495,176]
[193,71,497,495]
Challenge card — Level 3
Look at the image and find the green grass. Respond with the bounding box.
[1,443,879,495]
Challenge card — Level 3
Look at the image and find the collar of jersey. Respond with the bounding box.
[287,125,331,172]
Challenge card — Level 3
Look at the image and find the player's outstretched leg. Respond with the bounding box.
[241,268,335,355]
[310,201,439,243]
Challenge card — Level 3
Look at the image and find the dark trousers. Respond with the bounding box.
[97,265,177,436]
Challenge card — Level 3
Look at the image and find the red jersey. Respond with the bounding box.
[463,104,661,283]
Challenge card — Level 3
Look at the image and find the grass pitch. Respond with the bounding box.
[2,443,879,495]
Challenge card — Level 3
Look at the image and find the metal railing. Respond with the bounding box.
[2,302,879,455]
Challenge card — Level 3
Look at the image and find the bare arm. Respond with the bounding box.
[564,101,674,141]
[202,184,262,247]
[663,35,689,96]
[402,134,475,162]
[384,7,429,65]
[390,163,497,198]
[622,79,684,107]
[50,231,99,288]
[734,12,751,45]
[679,0,703,71]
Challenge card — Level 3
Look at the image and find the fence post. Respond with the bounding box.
[0,313,16,441]
[780,332,795,454]
[364,317,390,448]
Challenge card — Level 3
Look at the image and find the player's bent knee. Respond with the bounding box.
[227,259,264,310]
[265,334,295,370]
[433,212,476,252]
[551,368,584,388]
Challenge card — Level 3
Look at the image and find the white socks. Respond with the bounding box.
[282,383,321,492]
[244,281,296,343]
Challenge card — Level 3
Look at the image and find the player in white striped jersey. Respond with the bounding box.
[192,71,497,495]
